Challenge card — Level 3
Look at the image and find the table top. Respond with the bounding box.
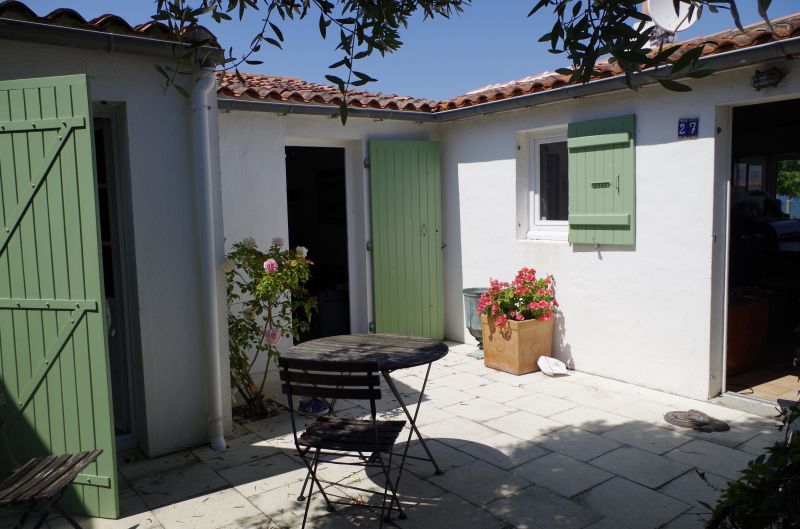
[285,334,449,371]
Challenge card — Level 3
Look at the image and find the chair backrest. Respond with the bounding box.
[278,357,381,402]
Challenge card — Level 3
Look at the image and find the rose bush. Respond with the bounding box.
[477,267,557,326]
[225,238,316,414]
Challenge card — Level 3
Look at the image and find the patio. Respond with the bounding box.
[32,343,785,529]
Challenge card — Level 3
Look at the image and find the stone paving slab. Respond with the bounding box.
[486,485,601,529]
[131,459,228,510]
[590,446,692,489]
[153,488,267,529]
[507,392,578,417]
[576,477,691,528]
[456,431,548,470]
[48,343,783,529]
[600,421,692,455]
[659,469,729,514]
[664,439,756,481]
[535,425,621,462]
[512,452,613,498]
[429,459,531,505]
[484,410,564,439]
[548,406,630,434]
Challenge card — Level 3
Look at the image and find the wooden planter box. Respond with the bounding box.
[481,314,554,375]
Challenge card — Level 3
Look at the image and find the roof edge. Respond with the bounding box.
[217,98,437,122]
[0,16,224,65]
[218,35,800,123]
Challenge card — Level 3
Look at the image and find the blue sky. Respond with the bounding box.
[32,0,799,99]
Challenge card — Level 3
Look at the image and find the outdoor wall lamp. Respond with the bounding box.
[751,67,785,90]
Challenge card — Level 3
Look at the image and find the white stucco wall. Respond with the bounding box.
[1,39,230,456]
[440,62,800,399]
[219,57,799,404]
[218,111,437,400]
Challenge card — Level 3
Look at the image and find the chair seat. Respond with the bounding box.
[299,416,406,452]
[0,449,102,506]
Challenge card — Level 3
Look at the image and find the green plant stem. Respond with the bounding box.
[256,304,275,397]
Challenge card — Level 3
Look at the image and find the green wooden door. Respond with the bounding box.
[0,75,119,518]
[369,140,444,339]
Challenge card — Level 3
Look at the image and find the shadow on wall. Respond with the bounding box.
[553,311,574,370]
[442,151,465,343]
[571,243,637,260]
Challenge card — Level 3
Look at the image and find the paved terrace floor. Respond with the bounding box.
[21,344,787,529]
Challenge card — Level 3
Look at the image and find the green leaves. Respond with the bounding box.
[151,0,470,124]
[529,0,770,95]
[150,0,771,117]
[225,238,317,409]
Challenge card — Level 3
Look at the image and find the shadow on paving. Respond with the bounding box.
[37,386,790,529]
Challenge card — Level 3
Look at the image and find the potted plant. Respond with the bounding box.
[477,267,557,375]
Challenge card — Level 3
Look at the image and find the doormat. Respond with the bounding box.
[664,409,730,432]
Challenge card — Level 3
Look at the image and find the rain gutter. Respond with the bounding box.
[192,70,228,452]
[218,36,800,123]
[0,16,223,66]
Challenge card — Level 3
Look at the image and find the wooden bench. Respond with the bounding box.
[0,449,102,529]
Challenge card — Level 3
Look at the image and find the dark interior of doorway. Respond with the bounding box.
[94,117,137,446]
[286,146,351,342]
[727,98,800,404]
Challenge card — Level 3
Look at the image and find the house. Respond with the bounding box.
[1,0,799,520]
[0,1,230,518]
[217,14,800,409]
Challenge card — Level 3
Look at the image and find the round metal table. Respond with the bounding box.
[286,333,449,475]
[285,333,448,370]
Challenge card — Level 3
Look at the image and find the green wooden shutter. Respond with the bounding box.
[567,114,636,245]
[370,140,444,339]
[0,75,119,518]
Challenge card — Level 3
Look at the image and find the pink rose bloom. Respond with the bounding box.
[271,237,285,248]
[264,258,278,273]
[267,328,281,346]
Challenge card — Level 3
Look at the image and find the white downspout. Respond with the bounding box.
[192,69,228,452]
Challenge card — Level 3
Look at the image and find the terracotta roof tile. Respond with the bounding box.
[219,12,800,113]
[216,72,438,112]
[3,1,797,112]
[0,0,219,47]
[450,13,800,110]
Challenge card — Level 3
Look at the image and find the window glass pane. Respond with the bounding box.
[539,141,568,221]
[776,158,800,219]
[747,164,763,192]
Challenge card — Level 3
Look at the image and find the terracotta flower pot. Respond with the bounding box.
[481,314,554,375]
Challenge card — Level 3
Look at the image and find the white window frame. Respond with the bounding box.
[528,130,569,241]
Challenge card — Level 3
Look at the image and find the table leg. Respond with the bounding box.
[381,364,442,475]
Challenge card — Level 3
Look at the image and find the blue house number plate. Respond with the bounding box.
[678,118,699,138]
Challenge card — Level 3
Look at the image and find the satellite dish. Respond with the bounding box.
[646,0,700,34]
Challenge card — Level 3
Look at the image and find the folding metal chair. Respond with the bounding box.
[0,390,102,529]
[279,357,407,529]
[0,450,102,529]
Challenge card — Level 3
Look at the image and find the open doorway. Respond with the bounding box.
[286,146,351,341]
[94,109,141,451]
[726,98,800,405]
